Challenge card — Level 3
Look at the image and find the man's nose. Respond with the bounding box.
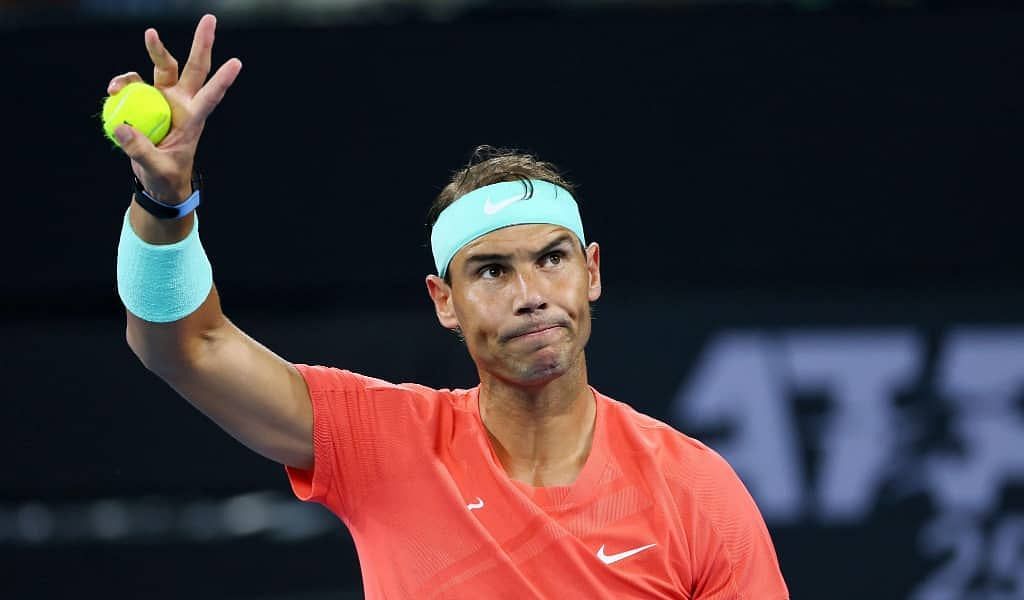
[513,268,548,315]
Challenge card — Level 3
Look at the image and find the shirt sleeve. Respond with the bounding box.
[687,447,790,600]
[283,363,440,524]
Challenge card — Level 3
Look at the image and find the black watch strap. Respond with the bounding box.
[131,168,203,220]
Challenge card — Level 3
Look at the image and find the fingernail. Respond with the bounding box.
[115,125,133,145]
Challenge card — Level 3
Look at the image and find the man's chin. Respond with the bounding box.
[507,351,575,386]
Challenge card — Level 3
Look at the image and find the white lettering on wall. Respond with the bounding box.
[783,332,921,522]
[672,327,1024,523]
[926,329,1024,515]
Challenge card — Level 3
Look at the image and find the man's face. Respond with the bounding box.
[426,224,602,386]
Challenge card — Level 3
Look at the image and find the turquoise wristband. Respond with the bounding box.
[116,207,213,323]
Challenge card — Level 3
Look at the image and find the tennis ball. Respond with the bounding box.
[102,82,172,147]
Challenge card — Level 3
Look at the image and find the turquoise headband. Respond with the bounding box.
[431,179,586,278]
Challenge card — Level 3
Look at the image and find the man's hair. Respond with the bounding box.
[427,145,579,285]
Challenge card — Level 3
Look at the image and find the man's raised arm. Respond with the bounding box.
[114,14,313,470]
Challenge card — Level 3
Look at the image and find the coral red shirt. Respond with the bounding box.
[285,364,788,599]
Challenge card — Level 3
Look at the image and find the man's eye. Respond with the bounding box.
[480,265,503,279]
[545,252,563,265]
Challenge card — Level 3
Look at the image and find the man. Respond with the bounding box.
[114,14,788,599]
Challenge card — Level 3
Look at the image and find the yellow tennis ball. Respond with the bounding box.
[102,82,172,147]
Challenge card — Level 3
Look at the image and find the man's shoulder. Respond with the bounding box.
[596,390,786,596]
[291,364,477,410]
[598,388,715,454]
[597,388,740,487]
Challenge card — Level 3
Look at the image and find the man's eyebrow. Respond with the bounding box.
[462,234,576,272]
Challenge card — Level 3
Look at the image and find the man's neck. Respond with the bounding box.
[478,357,596,488]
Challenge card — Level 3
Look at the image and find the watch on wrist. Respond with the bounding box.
[131,168,203,220]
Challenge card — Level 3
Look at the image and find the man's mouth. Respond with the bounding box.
[508,324,564,341]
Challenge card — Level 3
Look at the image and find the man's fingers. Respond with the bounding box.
[108,71,143,95]
[145,28,179,88]
[189,58,242,124]
[179,14,216,96]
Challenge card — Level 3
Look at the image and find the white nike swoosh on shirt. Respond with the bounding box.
[466,497,484,511]
[482,194,526,215]
[596,543,657,565]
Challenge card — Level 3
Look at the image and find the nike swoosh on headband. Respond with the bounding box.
[482,194,526,215]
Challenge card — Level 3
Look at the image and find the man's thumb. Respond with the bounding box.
[114,123,136,146]
[114,124,156,165]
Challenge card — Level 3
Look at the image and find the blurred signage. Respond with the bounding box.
[672,327,1024,598]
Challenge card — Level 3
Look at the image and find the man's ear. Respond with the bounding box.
[585,242,602,302]
[425,274,460,330]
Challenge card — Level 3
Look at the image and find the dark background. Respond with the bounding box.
[2,2,1022,598]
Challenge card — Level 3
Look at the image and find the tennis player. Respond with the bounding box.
[114,14,788,599]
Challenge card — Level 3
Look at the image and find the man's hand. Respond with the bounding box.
[107,13,242,205]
